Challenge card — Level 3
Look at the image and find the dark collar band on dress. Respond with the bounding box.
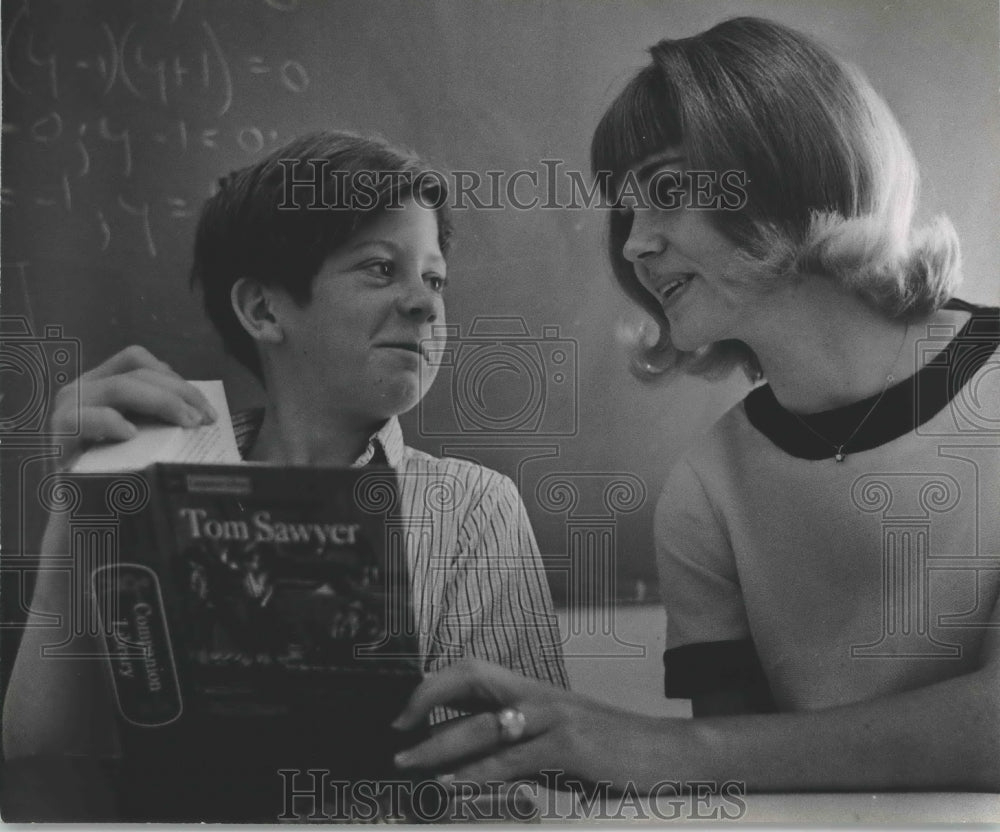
[744,299,1000,460]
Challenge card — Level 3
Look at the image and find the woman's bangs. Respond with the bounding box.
[591,66,684,197]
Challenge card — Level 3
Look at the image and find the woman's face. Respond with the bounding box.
[620,150,761,352]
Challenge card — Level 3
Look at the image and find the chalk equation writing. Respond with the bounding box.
[4,0,313,259]
[5,2,309,113]
[4,111,290,257]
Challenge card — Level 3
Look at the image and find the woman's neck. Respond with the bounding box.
[745,281,917,414]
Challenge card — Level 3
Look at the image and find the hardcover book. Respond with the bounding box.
[75,462,424,821]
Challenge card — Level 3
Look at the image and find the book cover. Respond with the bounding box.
[76,462,425,821]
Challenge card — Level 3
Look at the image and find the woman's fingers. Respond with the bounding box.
[394,660,532,730]
[448,738,551,785]
[393,667,588,785]
[396,691,559,776]
[395,712,503,772]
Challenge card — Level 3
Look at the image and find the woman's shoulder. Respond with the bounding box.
[656,398,762,516]
[674,396,761,473]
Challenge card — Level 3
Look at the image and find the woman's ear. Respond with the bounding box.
[231,278,283,345]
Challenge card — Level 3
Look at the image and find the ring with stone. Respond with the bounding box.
[496,707,527,743]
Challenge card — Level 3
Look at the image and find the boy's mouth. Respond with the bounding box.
[378,342,425,357]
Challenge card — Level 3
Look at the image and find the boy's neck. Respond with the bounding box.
[247,394,384,467]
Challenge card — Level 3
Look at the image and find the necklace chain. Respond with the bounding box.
[787,323,909,463]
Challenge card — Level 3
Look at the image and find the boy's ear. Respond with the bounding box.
[231,278,283,345]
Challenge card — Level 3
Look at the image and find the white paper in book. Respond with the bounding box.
[71,380,241,473]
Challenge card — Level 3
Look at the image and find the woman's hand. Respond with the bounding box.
[51,345,217,466]
[392,659,659,790]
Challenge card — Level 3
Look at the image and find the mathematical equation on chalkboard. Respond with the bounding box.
[3,0,312,258]
[2,114,291,258]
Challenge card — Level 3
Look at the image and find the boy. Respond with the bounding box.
[4,131,567,818]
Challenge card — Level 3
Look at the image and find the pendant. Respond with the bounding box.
[835,447,845,462]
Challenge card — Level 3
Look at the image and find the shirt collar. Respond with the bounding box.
[353,416,405,469]
[233,409,405,469]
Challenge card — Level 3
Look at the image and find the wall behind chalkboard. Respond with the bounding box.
[3,0,998,605]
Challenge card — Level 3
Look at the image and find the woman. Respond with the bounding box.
[392,17,1000,791]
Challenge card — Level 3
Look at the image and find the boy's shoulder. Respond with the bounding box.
[399,444,516,499]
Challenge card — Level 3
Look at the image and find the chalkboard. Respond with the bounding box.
[3,0,998,625]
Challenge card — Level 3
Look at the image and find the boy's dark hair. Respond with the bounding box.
[191,131,453,380]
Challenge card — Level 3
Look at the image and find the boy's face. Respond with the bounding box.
[269,197,447,424]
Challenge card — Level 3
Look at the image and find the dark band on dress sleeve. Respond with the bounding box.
[664,639,774,705]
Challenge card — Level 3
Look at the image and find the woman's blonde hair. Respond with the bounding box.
[591,17,961,381]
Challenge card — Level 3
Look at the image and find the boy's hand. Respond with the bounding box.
[51,345,218,466]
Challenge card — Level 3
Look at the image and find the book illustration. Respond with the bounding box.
[174,534,393,672]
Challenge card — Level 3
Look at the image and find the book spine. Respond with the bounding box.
[92,467,184,728]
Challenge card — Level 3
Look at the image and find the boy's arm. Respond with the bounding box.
[429,472,568,690]
[2,511,124,821]
[3,346,216,761]
[3,512,121,760]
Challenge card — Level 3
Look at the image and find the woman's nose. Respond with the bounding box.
[622,210,665,264]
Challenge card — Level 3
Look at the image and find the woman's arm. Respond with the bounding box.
[392,595,1000,792]
[646,658,999,792]
[690,689,763,717]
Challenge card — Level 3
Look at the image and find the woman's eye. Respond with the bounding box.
[650,172,691,209]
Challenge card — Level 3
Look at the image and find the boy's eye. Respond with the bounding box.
[363,260,393,278]
[425,274,448,293]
